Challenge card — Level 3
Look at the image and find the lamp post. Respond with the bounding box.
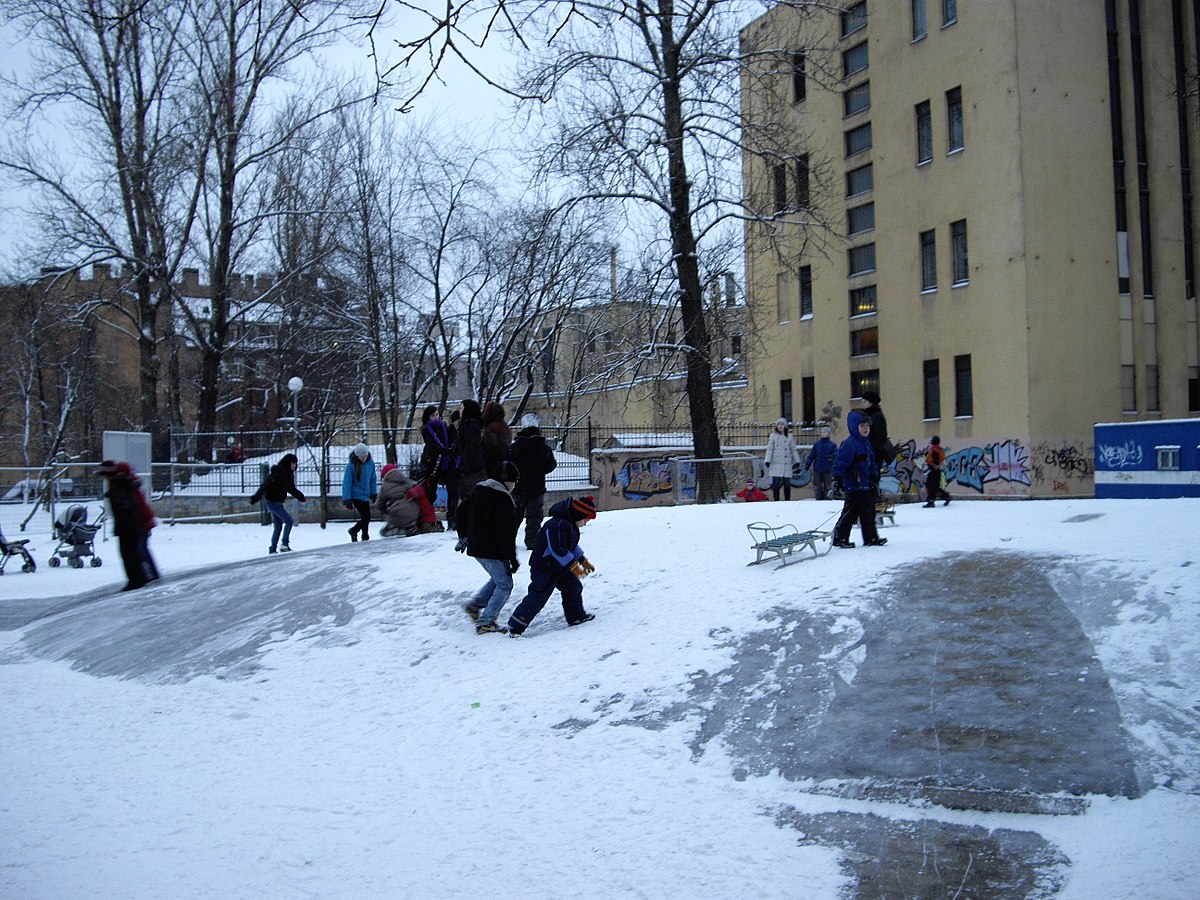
[286,376,304,447]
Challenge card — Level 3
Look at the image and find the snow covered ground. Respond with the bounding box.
[1,496,1197,898]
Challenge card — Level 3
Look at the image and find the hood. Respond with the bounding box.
[515,427,544,441]
[477,477,512,496]
[382,468,414,489]
[847,410,869,432]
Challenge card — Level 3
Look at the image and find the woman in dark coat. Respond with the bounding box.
[419,405,454,505]
[455,399,486,526]
[250,453,307,553]
[97,460,159,590]
[480,400,512,475]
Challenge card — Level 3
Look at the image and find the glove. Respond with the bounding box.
[342,500,353,510]
[833,477,844,493]
[508,558,521,574]
[570,556,595,578]
[454,537,467,553]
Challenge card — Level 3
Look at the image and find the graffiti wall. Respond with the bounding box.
[592,449,760,511]
[882,436,1095,499]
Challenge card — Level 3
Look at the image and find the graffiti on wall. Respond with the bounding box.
[941,440,1032,492]
[1096,440,1143,469]
[612,457,674,501]
[1029,441,1094,492]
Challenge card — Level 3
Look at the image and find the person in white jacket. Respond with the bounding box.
[763,417,800,501]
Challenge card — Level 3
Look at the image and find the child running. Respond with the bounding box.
[506,495,597,637]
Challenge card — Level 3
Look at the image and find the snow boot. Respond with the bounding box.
[568,613,596,627]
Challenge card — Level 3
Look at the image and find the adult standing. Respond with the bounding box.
[860,390,893,482]
[480,400,512,475]
[97,460,159,590]
[764,417,800,501]
[509,413,558,550]
[249,452,306,553]
[444,409,462,531]
[342,442,377,542]
[923,435,952,507]
[455,399,486,522]
[419,405,454,505]
[804,426,838,501]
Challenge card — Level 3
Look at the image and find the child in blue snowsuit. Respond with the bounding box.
[831,410,886,548]
[506,495,597,636]
[804,427,838,500]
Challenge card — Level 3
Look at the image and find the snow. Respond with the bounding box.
[1,497,1198,898]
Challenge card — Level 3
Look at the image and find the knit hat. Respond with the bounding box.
[861,390,881,404]
[774,417,788,427]
[568,495,597,521]
[495,460,520,483]
[520,413,540,429]
[96,459,120,477]
[930,435,941,445]
[820,426,831,437]
[380,463,397,478]
[352,442,369,460]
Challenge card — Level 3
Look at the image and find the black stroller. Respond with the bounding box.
[0,525,37,574]
[48,504,104,569]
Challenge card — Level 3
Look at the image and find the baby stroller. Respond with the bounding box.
[0,525,37,574]
[49,504,104,569]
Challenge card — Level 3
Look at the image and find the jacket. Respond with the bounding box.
[342,455,378,502]
[764,430,799,478]
[481,402,512,475]
[459,477,519,561]
[926,444,946,468]
[375,468,420,532]
[530,498,586,574]
[864,401,891,466]
[103,463,156,537]
[250,455,306,504]
[456,416,485,476]
[509,427,557,494]
[420,419,454,474]
[805,437,838,474]
[831,410,878,493]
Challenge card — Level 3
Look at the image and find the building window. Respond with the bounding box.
[845,122,873,156]
[847,163,874,197]
[802,376,816,425]
[780,378,794,422]
[848,202,875,235]
[850,326,879,357]
[777,272,790,322]
[1156,445,1180,470]
[912,0,927,40]
[954,354,973,417]
[848,243,876,276]
[1146,365,1160,412]
[795,154,810,208]
[800,265,813,317]
[844,81,871,117]
[916,100,932,164]
[773,163,788,213]
[843,42,869,78]
[851,369,880,400]
[1189,365,1199,411]
[946,86,964,153]
[842,1,868,38]
[1122,364,1137,412]
[923,359,941,419]
[951,219,969,284]
[792,52,806,104]
[943,0,957,26]
[920,229,937,291]
[850,284,878,316]
[731,334,742,356]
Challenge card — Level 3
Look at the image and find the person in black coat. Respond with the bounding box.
[455,399,486,526]
[419,405,455,506]
[509,413,558,550]
[97,460,159,590]
[457,460,520,634]
[860,390,892,487]
[250,453,307,553]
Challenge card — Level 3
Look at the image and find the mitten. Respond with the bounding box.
[508,558,521,574]
[454,537,467,553]
[570,556,595,578]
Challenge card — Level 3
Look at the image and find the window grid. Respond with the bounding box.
[920,229,937,291]
[843,42,869,78]
[844,81,871,117]
[946,86,964,153]
[951,219,969,284]
[851,369,880,400]
[846,122,873,157]
[800,266,813,318]
[849,243,876,277]
[847,163,874,197]
[850,285,877,317]
[841,1,868,38]
[954,354,973,417]
[848,203,875,236]
[923,359,941,419]
[916,101,932,164]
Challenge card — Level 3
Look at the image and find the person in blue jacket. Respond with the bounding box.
[831,411,886,548]
[342,442,378,542]
[506,495,597,636]
[804,426,838,500]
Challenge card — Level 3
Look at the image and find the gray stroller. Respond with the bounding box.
[48,504,104,568]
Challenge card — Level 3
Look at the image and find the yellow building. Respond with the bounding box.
[741,0,1200,498]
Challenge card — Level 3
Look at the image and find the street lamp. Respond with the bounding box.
[287,376,303,446]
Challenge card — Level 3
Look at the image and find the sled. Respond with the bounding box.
[875,496,897,528]
[746,521,832,569]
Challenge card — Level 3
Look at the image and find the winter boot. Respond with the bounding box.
[568,613,596,627]
[476,621,507,635]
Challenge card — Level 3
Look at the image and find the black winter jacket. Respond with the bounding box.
[459,478,519,561]
[509,427,557,494]
[250,459,306,504]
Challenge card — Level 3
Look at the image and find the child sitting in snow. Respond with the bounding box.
[506,495,597,636]
[736,479,769,502]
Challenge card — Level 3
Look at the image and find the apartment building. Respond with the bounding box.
[741,0,1200,497]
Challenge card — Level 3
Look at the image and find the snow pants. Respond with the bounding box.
[507,567,585,635]
[834,489,880,545]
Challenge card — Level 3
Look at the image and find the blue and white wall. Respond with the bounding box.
[1094,420,1200,499]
